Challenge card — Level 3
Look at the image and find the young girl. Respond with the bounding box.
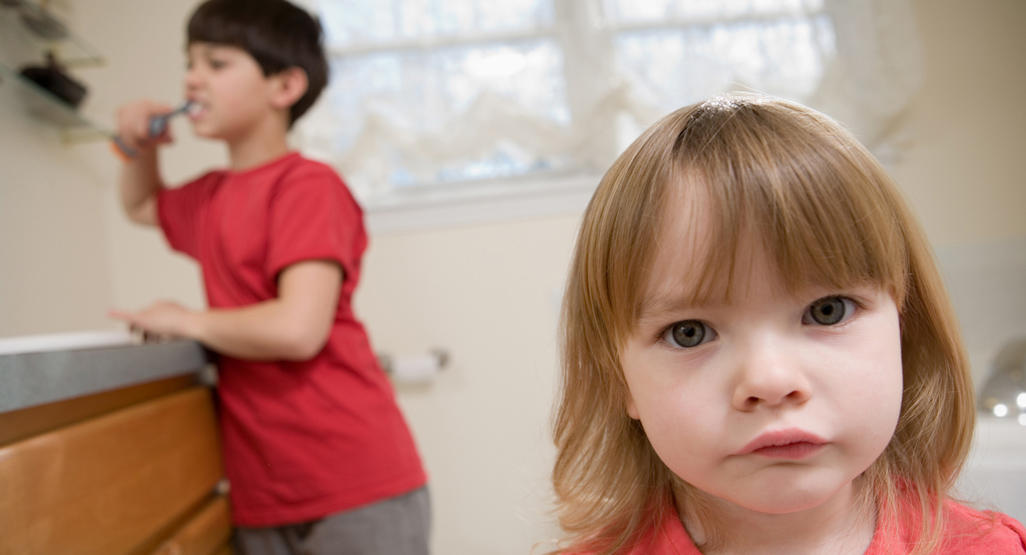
[551,95,1026,554]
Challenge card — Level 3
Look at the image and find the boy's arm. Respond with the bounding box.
[110,260,343,361]
[115,100,175,227]
[119,149,164,226]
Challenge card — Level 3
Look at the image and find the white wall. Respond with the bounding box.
[0,46,112,336]
[359,217,575,552]
[0,0,1022,552]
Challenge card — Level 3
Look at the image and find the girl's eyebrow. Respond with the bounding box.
[638,291,710,320]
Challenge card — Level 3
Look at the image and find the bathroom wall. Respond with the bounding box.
[0,57,112,336]
[0,0,213,337]
[77,0,218,315]
[888,0,1026,382]
[0,0,1022,552]
[890,0,1026,245]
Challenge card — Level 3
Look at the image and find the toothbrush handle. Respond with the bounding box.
[112,113,172,160]
[148,114,172,138]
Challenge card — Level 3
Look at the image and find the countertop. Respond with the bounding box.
[0,336,209,413]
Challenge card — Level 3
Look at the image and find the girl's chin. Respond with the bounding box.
[722,483,852,517]
[736,496,832,515]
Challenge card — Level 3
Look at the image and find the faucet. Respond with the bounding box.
[978,337,1026,424]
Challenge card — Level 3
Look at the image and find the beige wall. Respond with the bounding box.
[892,0,1026,245]
[0,0,1022,552]
[77,0,218,316]
[0,0,213,337]
[0,68,112,336]
[891,0,1026,383]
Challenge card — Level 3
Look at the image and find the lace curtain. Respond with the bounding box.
[295,0,921,207]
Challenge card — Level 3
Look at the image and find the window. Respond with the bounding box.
[298,0,918,222]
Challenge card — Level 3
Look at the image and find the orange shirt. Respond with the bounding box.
[571,498,1026,554]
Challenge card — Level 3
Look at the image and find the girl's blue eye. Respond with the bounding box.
[803,296,856,325]
[663,320,715,348]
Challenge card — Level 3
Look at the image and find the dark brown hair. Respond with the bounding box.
[187,0,329,127]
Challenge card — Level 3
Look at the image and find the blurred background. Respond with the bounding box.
[1,1,1024,553]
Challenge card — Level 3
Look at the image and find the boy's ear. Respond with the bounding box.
[268,67,309,111]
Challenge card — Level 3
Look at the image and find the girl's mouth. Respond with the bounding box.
[738,428,828,459]
[748,441,825,459]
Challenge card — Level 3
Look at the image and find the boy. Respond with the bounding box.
[111,1,429,553]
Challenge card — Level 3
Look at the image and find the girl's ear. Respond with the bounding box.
[626,395,640,420]
[269,67,308,111]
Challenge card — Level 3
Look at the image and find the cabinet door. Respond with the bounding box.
[0,387,225,555]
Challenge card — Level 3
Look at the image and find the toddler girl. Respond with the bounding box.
[552,95,1026,554]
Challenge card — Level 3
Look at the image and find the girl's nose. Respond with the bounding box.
[731,334,811,411]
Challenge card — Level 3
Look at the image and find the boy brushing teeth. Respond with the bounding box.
[111,1,430,553]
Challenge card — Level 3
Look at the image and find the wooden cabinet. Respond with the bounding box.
[0,342,231,555]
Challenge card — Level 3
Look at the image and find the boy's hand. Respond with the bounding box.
[109,301,197,340]
[115,100,176,154]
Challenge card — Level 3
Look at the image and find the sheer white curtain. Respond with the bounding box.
[295,0,921,208]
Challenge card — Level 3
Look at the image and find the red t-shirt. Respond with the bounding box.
[158,151,427,526]
[569,498,1026,554]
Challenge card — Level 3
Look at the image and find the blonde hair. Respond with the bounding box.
[552,95,975,554]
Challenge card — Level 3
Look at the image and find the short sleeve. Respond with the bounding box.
[941,501,1026,553]
[264,167,364,283]
[984,511,1026,551]
[157,172,220,259]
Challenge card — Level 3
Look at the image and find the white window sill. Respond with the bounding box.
[362,174,600,234]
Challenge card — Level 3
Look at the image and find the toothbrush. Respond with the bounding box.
[112,100,196,159]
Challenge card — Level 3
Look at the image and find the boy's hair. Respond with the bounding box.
[552,95,975,554]
[187,0,329,127]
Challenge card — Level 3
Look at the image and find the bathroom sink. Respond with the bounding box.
[955,417,1026,524]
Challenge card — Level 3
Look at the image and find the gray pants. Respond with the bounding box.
[234,486,431,555]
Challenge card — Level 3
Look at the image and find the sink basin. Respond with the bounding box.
[955,417,1026,524]
[0,330,136,356]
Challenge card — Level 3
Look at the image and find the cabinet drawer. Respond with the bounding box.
[0,387,224,555]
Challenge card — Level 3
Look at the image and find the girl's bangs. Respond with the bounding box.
[654,99,912,309]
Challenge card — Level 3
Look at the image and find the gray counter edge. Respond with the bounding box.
[0,340,210,413]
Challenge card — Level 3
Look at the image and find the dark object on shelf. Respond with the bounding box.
[19,51,87,108]
[18,2,69,40]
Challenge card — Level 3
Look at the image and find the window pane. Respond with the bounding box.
[319,0,554,46]
[302,39,571,190]
[306,0,840,200]
[602,0,825,23]
[317,1,398,44]
[614,15,834,114]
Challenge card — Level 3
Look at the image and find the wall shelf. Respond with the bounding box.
[0,1,111,143]
[0,62,112,142]
[0,2,105,68]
